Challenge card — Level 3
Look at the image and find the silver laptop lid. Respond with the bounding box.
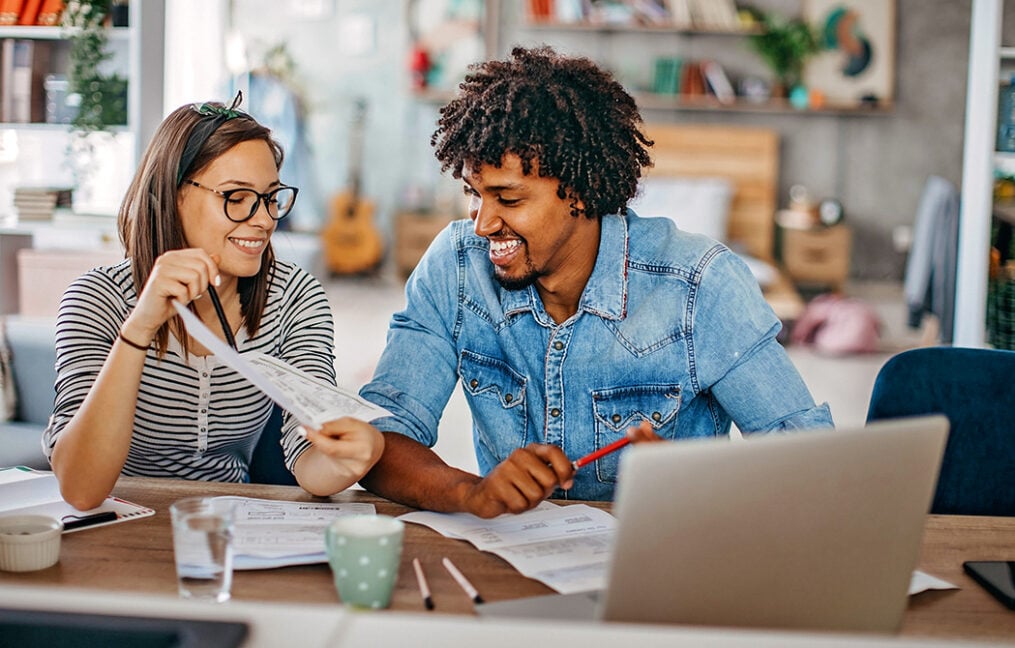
[601,415,949,633]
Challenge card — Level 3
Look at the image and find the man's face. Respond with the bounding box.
[462,154,599,294]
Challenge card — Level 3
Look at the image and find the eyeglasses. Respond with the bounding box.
[185,180,299,223]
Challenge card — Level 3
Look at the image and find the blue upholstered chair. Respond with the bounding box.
[248,404,298,486]
[866,346,1015,516]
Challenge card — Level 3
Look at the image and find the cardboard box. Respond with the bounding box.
[780,224,852,290]
[395,212,457,278]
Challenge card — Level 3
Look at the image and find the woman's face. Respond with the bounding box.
[177,139,280,282]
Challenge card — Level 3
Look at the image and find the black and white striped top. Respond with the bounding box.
[42,258,335,483]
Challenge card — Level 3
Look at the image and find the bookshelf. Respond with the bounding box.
[0,2,164,164]
[0,1,164,216]
[515,10,895,117]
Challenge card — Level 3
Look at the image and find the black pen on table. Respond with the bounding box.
[442,557,484,604]
[412,557,434,610]
[205,284,237,351]
[61,511,118,531]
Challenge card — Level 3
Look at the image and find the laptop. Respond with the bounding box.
[476,415,949,634]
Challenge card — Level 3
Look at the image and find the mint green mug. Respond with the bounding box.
[324,514,404,609]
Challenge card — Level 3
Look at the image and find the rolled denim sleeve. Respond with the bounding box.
[692,249,834,433]
[359,225,462,447]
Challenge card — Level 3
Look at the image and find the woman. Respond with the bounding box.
[44,95,383,510]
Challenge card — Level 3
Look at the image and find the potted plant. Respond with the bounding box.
[746,10,822,96]
[63,0,127,134]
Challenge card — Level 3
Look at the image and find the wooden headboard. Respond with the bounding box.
[641,123,779,262]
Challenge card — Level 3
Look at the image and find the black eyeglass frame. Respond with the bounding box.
[185,179,299,223]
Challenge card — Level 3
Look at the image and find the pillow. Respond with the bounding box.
[628,176,733,244]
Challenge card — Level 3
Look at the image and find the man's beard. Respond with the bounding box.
[493,257,542,291]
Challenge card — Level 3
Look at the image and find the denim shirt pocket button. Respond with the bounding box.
[459,350,529,464]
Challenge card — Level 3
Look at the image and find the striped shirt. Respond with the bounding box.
[42,258,335,482]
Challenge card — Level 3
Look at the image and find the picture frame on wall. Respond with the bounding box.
[803,0,896,107]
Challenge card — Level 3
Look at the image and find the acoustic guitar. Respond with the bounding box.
[321,98,384,275]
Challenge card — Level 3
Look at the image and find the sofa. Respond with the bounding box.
[1,316,56,470]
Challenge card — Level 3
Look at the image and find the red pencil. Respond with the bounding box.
[571,437,631,470]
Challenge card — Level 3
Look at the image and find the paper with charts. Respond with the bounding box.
[173,301,390,428]
[399,502,616,594]
[217,496,376,569]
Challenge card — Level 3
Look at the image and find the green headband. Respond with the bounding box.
[176,91,249,186]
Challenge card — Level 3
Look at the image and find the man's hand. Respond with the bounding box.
[627,419,665,443]
[460,443,575,519]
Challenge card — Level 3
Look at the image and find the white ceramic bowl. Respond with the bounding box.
[0,514,63,572]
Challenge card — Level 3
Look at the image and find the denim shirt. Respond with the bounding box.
[361,211,833,501]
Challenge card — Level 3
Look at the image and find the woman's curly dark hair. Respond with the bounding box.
[431,45,653,219]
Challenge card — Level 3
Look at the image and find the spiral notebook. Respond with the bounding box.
[0,467,154,533]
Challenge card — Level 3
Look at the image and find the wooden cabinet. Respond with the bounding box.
[779,223,852,292]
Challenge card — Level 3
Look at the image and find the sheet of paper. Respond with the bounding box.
[214,496,375,570]
[909,569,959,595]
[173,301,390,428]
[399,503,616,593]
[398,501,559,539]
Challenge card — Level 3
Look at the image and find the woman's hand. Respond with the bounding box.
[297,417,385,495]
[121,249,220,345]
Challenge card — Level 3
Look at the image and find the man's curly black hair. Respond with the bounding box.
[431,45,653,220]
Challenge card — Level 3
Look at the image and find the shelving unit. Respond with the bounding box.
[516,19,893,117]
[0,1,164,184]
[955,0,1003,347]
[0,2,165,315]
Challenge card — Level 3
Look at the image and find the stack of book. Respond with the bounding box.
[13,185,72,221]
[0,0,66,26]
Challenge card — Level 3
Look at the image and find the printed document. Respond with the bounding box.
[215,496,376,570]
[173,301,390,428]
[400,503,616,594]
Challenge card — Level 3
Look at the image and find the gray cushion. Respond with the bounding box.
[0,316,56,470]
[0,421,50,470]
[6,316,57,426]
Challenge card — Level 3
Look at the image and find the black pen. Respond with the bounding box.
[413,557,434,610]
[62,511,118,530]
[206,284,237,351]
[443,557,484,604]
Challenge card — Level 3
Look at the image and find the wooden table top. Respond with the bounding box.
[1,477,1012,642]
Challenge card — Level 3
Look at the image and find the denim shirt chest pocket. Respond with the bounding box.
[591,384,681,484]
[459,350,528,462]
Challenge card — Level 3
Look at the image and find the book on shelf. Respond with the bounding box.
[679,60,706,97]
[664,0,693,28]
[5,39,51,123]
[687,0,739,30]
[16,0,41,25]
[526,0,553,22]
[34,0,62,25]
[13,185,72,220]
[0,38,13,122]
[701,59,735,104]
[0,0,24,25]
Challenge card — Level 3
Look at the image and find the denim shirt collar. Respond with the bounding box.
[501,213,628,323]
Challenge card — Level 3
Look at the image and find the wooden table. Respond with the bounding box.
[1,477,1012,642]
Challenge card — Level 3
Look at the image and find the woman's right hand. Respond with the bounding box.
[121,249,220,344]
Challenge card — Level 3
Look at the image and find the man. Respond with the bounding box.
[360,46,832,517]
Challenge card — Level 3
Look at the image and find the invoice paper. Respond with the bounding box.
[400,504,616,594]
[173,301,390,428]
